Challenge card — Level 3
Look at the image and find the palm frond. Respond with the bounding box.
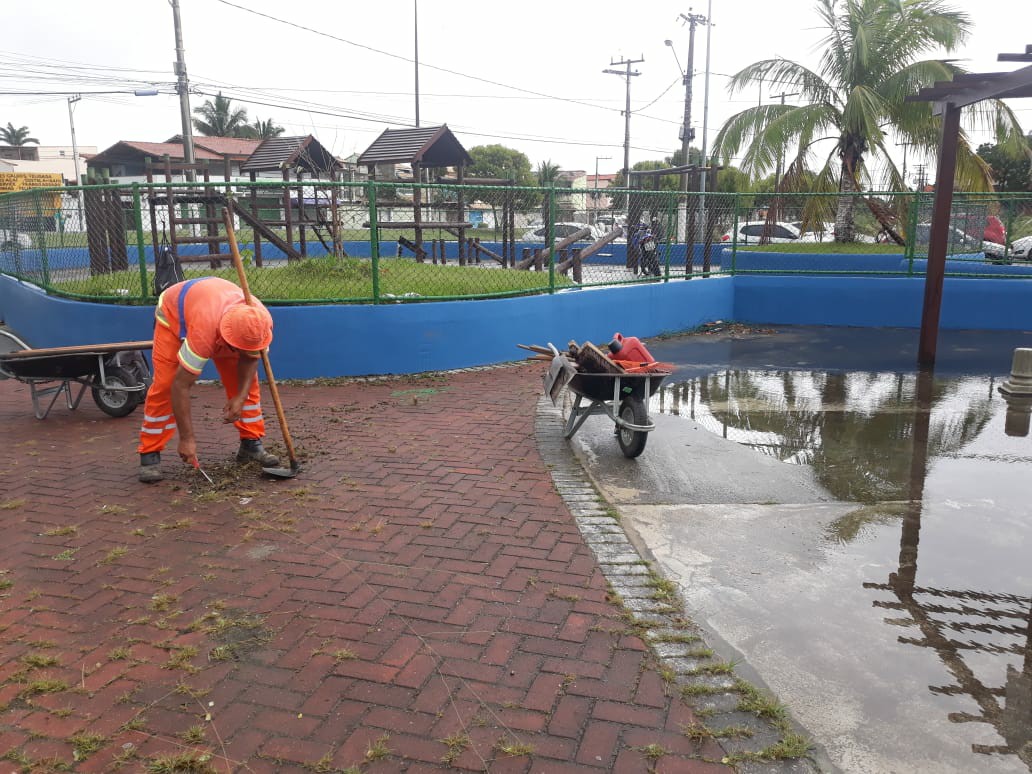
[727,60,838,106]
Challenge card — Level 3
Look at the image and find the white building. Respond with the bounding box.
[0,145,97,184]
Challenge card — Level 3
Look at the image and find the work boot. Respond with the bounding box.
[236,439,280,467]
[138,452,163,483]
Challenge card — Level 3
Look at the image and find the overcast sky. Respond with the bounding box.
[1,0,1028,181]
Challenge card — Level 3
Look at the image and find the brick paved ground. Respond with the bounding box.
[0,364,734,773]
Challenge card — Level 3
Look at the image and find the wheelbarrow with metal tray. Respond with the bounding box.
[541,340,671,458]
[0,334,153,420]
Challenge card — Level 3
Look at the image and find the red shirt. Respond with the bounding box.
[984,216,1005,245]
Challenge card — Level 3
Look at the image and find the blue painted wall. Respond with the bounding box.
[0,274,731,379]
[733,275,1032,330]
[3,272,1029,379]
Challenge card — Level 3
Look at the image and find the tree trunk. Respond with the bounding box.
[834,157,858,242]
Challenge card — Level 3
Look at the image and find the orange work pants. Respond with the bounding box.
[137,323,266,455]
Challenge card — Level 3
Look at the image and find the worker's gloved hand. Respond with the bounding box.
[222,397,244,424]
[178,438,198,467]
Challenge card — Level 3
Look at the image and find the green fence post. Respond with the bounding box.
[730,194,740,274]
[547,186,556,294]
[663,194,674,282]
[33,189,50,288]
[367,181,380,303]
[132,183,148,297]
[905,191,919,275]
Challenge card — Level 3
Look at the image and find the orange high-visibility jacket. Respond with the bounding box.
[155,277,271,375]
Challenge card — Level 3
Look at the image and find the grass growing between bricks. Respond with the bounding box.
[552,457,818,770]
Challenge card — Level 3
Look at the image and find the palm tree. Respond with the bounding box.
[712,0,1027,242]
[192,92,250,137]
[0,123,39,146]
[536,160,561,186]
[248,118,285,140]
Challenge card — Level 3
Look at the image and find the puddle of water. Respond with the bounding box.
[639,330,1032,773]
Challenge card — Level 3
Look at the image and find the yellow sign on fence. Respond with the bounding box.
[0,172,64,213]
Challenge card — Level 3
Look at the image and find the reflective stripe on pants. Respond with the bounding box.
[137,324,265,454]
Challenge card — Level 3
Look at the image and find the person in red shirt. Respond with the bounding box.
[984,215,1006,246]
[138,276,279,483]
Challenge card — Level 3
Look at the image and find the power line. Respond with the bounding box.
[210,0,678,125]
[192,87,671,154]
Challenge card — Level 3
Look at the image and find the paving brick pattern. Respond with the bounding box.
[0,365,735,772]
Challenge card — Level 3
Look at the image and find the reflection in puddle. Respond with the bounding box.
[655,367,1032,770]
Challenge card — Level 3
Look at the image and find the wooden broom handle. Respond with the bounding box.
[221,206,299,467]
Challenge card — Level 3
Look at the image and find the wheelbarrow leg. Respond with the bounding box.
[564,393,608,439]
[564,393,585,438]
[29,379,87,420]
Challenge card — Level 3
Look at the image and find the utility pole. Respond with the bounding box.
[896,141,913,190]
[674,10,707,192]
[603,56,643,181]
[67,95,84,226]
[771,91,799,190]
[913,163,928,191]
[699,0,713,193]
[171,0,195,179]
[594,155,611,224]
[414,0,420,127]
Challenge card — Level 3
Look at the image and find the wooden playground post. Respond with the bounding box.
[296,170,307,258]
[330,168,342,259]
[412,162,423,261]
[248,170,263,267]
[144,157,159,261]
[281,167,294,260]
[456,164,466,265]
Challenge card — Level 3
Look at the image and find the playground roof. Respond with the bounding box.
[240,135,341,175]
[357,125,472,168]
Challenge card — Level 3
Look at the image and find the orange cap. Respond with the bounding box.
[219,304,273,352]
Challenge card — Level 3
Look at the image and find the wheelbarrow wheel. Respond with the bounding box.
[617,397,648,458]
[91,366,142,418]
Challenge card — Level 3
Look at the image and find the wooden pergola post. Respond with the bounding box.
[908,45,1032,367]
[918,103,962,367]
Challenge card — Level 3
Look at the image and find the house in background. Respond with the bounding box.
[86,137,262,182]
[0,145,98,184]
[87,141,223,182]
[586,172,617,217]
[168,135,262,176]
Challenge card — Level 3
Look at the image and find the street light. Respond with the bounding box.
[593,156,611,225]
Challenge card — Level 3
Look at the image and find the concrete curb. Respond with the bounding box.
[535,394,822,774]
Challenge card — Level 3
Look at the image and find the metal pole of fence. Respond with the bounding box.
[730,194,740,274]
[132,183,149,297]
[368,181,380,303]
[906,191,919,275]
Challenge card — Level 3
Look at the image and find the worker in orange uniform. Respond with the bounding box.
[138,276,280,483]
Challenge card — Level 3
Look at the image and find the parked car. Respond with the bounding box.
[0,229,31,251]
[912,224,1006,258]
[1009,235,1032,262]
[721,221,809,244]
[521,222,604,243]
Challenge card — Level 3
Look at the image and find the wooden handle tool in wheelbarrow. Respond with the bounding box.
[222,206,300,479]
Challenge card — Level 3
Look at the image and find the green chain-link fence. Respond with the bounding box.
[2,182,1031,304]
